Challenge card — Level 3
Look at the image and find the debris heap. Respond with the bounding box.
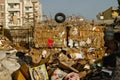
[17,24,106,80]
[0,23,108,80]
[0,35,19,80]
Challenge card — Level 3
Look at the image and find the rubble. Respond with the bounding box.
[0,51,6,60]
[0,70,12,80]
[29,64,49,80]
[51,68,67,80]
[19,24,105,80]
[0,35,13,50]
[1,59,20,73]
[0,23,111,80]
[0,51,20,80]
[0,35,20,80]
[64,72,80,80]
[34,25,67,48]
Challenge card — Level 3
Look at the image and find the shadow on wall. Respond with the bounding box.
[114,32,120,44]
[4,29,13,41]
[103,32,120,68]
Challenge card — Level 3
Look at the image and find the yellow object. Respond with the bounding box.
[20,63,30,80]
[12,70,26,80]
[112,11,119,17]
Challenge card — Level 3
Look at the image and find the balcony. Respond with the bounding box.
[24,1,33,7]
[25,10,33,13]
[25,4,33,8]
[8,23,22,27]
[25,16,33,19]
[25,5,33,8]
[7,8,20,11]
[7,0,20,3]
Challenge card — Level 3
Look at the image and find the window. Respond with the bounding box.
[1,13,4,17]
[0,5,4,11]
[0,5,1,10]
[9,4,14,8]
[0,13,4,18]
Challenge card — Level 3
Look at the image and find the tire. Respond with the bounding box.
[55,13,66,23]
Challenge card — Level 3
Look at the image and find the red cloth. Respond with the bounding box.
[48,39,54,48]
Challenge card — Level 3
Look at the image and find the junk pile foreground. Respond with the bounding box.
[0,23,113,80]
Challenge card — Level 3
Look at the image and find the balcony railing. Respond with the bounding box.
[7,0,20,3]
[25,15,33,18]
[7,8,20,11]
[25,10,33,13]
[8,23,22,27]
[25,4,33,7]
[24,1,33,7]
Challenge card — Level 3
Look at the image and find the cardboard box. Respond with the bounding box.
[12,70,26,80]
[20,63,31,80]
[29,64,49,80]
[51,68,67,80]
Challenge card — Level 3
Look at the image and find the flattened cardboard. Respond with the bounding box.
[29,64,49,80]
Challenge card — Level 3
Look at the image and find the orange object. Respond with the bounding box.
[12,70,26,80]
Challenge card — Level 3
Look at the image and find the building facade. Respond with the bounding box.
[0,0,5,27]
[97,6,119,20]
[0,0,42,29]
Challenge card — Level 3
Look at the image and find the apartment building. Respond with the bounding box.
[24,0,42,22]
[0,0,5,27]
[97,6,118,20]
[0,0,42,29]
[24,0,34,23]
[5,0,22,29]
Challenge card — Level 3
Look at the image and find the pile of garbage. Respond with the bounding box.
[34,25,66,48]
[0,35,20,80]
[0,35,13,50]
[0,23,113,80]
[10,24,107,80]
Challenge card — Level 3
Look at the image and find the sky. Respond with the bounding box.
[40,0,118,20]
